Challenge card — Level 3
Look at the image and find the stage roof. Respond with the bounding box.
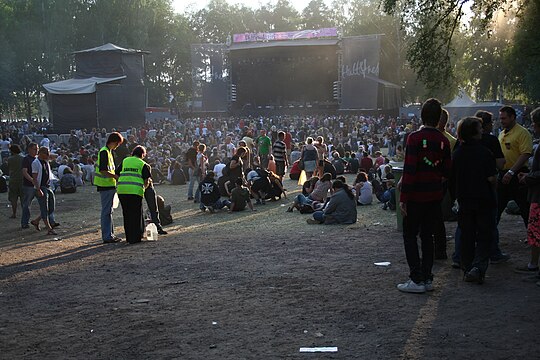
[43,76,127,95]
[229,39,339,51]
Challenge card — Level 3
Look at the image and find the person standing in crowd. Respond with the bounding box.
[186,140,199,201]
[397,98,452,293]
[516,107,540,284]
[496,105,532,260]
[300,137,318,179]
[7,144,23,218]
[194,143,208,203]
[95,132,124,244]
[256,129,271,169]
[433,108,457,260]
[450,117,497,284]
[31,146,59,235]
[21,142,39,229]
[451,110,506,268]
[117,145,151,244]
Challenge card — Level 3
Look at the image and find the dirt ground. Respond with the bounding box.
[0,175,538,359]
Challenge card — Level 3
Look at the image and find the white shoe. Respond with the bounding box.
[397,279,426,293]
[424,280,434,292]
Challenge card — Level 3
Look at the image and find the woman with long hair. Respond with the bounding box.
[307,180,357,224]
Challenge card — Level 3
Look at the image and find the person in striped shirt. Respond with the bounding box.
[397,98,452,294]
[272,131,288,180]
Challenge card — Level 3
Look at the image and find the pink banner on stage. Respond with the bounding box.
[233,28,338,43]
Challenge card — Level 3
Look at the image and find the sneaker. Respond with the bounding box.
[464,267,483,284]
[21,224,29,229]
[451,262,461,269]
[397,279,426,293]
[514,264,540,274]
[490,253,510,264]
[157,229,168,235]
[187,197,194,200]
[208,206,215,213]
[424,280,434,292]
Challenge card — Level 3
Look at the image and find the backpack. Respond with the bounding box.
[299,203,315,214]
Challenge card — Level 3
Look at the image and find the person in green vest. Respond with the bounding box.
[95,132,124,244]
[117,145,151,244]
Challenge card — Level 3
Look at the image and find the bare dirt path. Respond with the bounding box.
[0,176,538,359]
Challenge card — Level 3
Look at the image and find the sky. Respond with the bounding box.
[172,0,332,14]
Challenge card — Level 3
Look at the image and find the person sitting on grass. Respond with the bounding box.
[287,173,332,212]
[59,167,77,194]
[229,178,256,212]
[199,171,229,212]
[307,180,357,225]
[353,172,373,205]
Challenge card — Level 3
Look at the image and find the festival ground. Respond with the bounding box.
[0,175,538,359]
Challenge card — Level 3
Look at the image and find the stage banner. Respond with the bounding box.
[191,44,228,112]
[233,28,337,43]
[340,35,381,110]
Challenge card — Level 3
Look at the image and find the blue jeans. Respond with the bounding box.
[187,168,195,198]
[36,186,56,224]
[200,199,228,210]
[21,186,36,226]
[313,210,325,223]
[100,189,116,241]
[295,194,313,206]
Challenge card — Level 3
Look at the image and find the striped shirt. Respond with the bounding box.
[400,127,452,203]
[272,140,287,163]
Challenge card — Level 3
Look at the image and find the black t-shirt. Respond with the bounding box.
[481,133,505,160]
[22,155,35,187]
[39,159,50,188]
[451,141,497,205]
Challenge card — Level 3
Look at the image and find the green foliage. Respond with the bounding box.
[508,0,540,102]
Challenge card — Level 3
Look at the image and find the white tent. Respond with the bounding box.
[445,89,476,107]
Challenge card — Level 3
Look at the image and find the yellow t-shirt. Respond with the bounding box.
[498,123,533,170]
[442,130,457,151]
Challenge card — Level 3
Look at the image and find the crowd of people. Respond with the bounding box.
[2,105,540,289]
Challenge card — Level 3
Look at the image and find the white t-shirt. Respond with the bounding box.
[213,163,226,179]
[40,137,50,148]
[57,164,68,180]
[0,139,10,151]
[357,181,373,205]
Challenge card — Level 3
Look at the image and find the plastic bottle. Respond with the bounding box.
[145,223,158,241]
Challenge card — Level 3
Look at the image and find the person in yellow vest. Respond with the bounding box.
[95,132,124,244]
[117,145,151,244]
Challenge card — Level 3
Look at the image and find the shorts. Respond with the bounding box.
[527,203,540,247]
[275,161,286,176]
[8,182,22,203]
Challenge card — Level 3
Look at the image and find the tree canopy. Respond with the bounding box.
[0,0,538,121]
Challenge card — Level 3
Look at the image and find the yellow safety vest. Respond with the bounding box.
[117,156,145,197]
[94,146,116,187]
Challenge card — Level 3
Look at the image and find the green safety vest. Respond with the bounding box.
[117,156,145,197]
[94,146,116,187]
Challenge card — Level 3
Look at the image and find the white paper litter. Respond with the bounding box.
[299,347,338,353]
[374,262,391,266]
